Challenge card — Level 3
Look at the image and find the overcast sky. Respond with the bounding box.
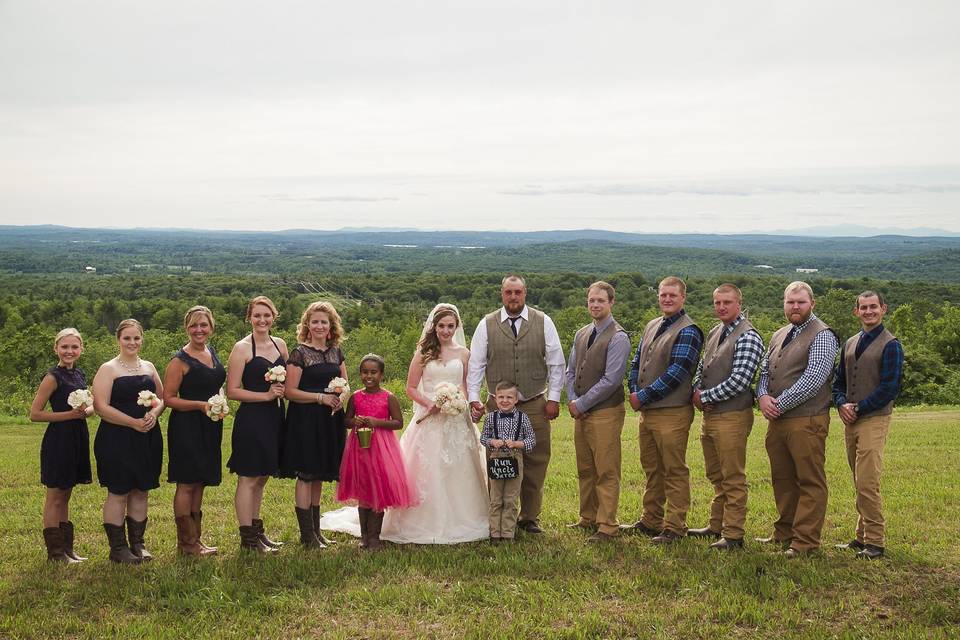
[2,1,959,233]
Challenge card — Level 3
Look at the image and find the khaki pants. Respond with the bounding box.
[487,395,550,525]
[487,450,524,539]
[700,408,754,539]
[765,413,829,551]
[638,406,694,535]
[574,405,625,536]
[844,414,891,547]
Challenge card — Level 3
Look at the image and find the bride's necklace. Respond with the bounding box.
[118,357,142,373]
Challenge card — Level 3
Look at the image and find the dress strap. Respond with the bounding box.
[249,335,257,357]
[269,335,282,354]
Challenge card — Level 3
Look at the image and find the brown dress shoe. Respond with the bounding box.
[620,521,661,537]
[709,537,744,551]
[587,531,618,543]
[836,539,866,551]
[651,530,683,545]
[687,526,721,539]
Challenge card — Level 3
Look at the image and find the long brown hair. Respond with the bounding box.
[418,305,459,365]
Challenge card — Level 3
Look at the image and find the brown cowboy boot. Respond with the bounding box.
[60,521,87,562]
[125,516,153,561]
[43,526,79,563]
[192,511,217,555]
[366,511,384,551]
[175,514,204,557]
[252,518,282,549]
[295,507,325,549]
[103,523,141,564]
[311,505,336,545]
[239,525,276,553]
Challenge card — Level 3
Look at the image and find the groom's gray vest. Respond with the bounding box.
[484,308,548,400]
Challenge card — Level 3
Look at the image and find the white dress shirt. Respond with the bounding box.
[467,305,566,403]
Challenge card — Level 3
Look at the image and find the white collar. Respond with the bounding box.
[499,306,529,322]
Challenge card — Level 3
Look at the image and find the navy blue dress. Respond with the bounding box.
[227,337,286,477]
[93,374,163,494]
[40,366,92,489]
[167,347,226,486]
[280,344,347,481]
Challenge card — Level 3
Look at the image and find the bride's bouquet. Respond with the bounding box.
[67,389,94,410]
[417,382,468,423]
[206,391,230,421]
[137,390,160,408]
[264,365,286,383]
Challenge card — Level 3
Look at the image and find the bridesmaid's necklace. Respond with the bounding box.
[118,357,142,373]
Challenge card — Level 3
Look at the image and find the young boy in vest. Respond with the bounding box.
[480,381,536,543]
[832,290,903,560]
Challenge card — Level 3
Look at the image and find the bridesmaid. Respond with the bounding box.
[92,319,165,564]
[226,296,289,552]
[282,301,348,548]
[163,305,226,557]
[29,328,94,563]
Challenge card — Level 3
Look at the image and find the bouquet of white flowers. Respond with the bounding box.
[67,389,94,410]
[206,392,230,421]
[264,365,286,383]
[326,376,350,410]
[137,390,161,408]
[417,382,468,423]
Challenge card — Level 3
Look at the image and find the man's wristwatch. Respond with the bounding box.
[853,404,860,416]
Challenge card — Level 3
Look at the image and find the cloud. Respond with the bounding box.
[260,194,399,203]
[500,181,960,197]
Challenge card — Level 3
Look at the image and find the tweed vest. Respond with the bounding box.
[843,328,897,417]
[637,313,700,409]
[484,307,548,400]
[700,317,758,413]
[572,319,627,410]
[767,317,835,418]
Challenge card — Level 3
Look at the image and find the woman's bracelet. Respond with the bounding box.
[316,393,322,404]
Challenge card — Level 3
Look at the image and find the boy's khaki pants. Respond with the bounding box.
[488,450,524,539]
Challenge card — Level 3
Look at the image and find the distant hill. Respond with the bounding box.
[1,225,958,282]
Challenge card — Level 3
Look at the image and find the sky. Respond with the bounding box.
[1,1,959,234]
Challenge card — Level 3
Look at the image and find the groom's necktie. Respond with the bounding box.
[508,316,520,337]
[587,327,598,349]
[782,326,798,350]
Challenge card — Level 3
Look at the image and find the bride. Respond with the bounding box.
[380,303,489,544]
[318,303,489,544]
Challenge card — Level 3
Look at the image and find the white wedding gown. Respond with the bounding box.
[319,358,489,544]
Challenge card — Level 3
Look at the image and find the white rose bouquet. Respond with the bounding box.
[137,390,161,408]
[417,382,468,423]
[67,389,94,410]
[264,365,286,383]
[326,376,350,410]
[206,392,230,421]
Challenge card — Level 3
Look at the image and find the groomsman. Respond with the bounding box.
[624,276,703,544]
[690,283,765,551]
[565,281,630,542]
[468,274,566,534]
[832,291,903,560]
[756,281,839,558]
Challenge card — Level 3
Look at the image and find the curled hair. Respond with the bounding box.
[418,305,459,365]
[245,295,279,322]
[54,327,83,351]
[784,281,814,300]
[359,353,385,373]
[115,318,144,338]
[659,276,687,295]
[296,301,344,345]
[183,305,215,332]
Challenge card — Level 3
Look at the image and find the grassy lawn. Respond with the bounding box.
[1,409,958,639]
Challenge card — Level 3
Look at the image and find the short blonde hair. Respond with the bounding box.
[183,305,215,332]
[296,301,344,345]
[115,318,144,338]
[713,283,743,302]
[245,296,279,322]
[784,281,814,300]
[54,327,83,351]
[659,276,687,295]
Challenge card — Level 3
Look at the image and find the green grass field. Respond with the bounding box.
[1,409,958,639]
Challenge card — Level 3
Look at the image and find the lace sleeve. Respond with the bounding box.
[287,346,305,368]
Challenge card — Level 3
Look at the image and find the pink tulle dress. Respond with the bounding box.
[337,389,417,511]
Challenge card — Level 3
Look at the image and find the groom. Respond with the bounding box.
[468,274,566,533]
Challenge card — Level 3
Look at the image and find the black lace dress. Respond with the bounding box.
[93,374,163,494]
[280,344,347,481]
[167,347,227,486]
[227,337,286,477]
[40,366,92,489]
